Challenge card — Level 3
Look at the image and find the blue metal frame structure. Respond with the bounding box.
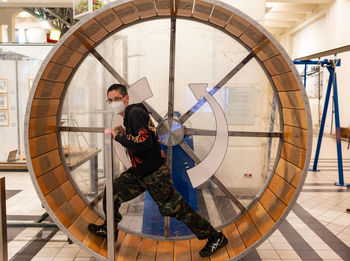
[293,59,349,187]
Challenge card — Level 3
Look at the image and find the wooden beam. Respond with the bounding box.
[267,3,319,13]
[265,12,306,21]
[264,19,296,28]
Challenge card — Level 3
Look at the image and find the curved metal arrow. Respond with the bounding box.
[187,83,229,188]
[113,77,153,169]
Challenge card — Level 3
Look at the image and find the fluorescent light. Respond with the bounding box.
[49,29,61,41]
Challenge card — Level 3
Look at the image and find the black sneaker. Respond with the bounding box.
[199,232,228,257]
[88,223,118,240]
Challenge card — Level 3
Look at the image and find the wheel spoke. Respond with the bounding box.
[168,16,176,118]
[90,47,163,123]
[211,177,246,212]
[178,140,245,211]
[59,126,105,133]
[165,146,173,238]
[179,52,255,124]
[184,128,282,138]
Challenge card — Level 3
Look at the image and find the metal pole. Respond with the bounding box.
[303,64,307,88]
[310,67,334,171]
[164,15,177,240]
[105,135,115,260]
[332,63,347,187]
[15,61,21,154]
[0,177,8,261]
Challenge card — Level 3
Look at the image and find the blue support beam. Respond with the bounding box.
[293,59,348,187]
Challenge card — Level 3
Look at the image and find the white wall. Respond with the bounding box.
[0,47,48,161]
[292,0,350,131]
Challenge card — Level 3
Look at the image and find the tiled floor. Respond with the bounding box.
[1,135,350,260]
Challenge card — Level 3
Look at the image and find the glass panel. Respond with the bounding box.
[61,18,282,239]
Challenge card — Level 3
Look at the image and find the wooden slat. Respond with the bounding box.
[50,45,83,68]
[253,38,280,62]
[136,238,157,261]
[190,238,209,261]
[115,230,127,257]
[34,80,65,99]
[113,2,140,24]
[209,5,232,28]
[156,241,174,261]
[235,213,261,248]
[45,180,76,212]
[29,133,58,158]
[155,0,172,16]
[193,0,214,21]
[68,207,99,241]
[78,19,109,43]
[31,149,61,177]
[280,141,307,169]
[174,240,190,261]
[279,91,305,109]
[41,62,73,83]
[82,217,105,252]
[264,55,290,75]
[282,108,308,129]
[275,158,303,188]
[30,99,60,118]
[37,165,67,195]
[272,72,300,92]
[175,0,193,17]
[248,202,275,236]
[134,0,157,19]
[95,9,123,33]
[222,223,246,258]
[259,188,287,222]
[117,233,142,261]
[98,230,126,258]
[225,14,250,37]
[99,240,107,258]
[29,116,56,138]
[63,31,94,55]
[239,25,266,49]
[283,125,308,149]
[269,174,296,206]
[55,193,86,227]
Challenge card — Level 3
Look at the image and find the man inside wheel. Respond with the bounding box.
[88,83,228,257]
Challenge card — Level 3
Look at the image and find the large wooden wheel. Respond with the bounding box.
[25,0,312,260]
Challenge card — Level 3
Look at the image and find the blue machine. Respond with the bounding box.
[142,135,198,236]
[294,59,349,187]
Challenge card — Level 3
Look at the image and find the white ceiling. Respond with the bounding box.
[1,0,336,36]
[0,0,72,8]
[264,0,335,36]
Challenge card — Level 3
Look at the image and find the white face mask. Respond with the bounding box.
[110,101,125,114]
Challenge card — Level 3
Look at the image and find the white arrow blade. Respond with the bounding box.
[113,77,153,169]
[187,83,229,188]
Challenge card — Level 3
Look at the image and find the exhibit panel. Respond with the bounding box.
[25,0,312,260]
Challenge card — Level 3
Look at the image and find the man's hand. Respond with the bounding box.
[112,126,126,139]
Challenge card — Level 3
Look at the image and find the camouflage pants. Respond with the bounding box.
[102,164,217,239]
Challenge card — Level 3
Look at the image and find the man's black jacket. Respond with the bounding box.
[115,103,165,177]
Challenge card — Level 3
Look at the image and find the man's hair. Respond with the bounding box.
[107,83,128,96]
